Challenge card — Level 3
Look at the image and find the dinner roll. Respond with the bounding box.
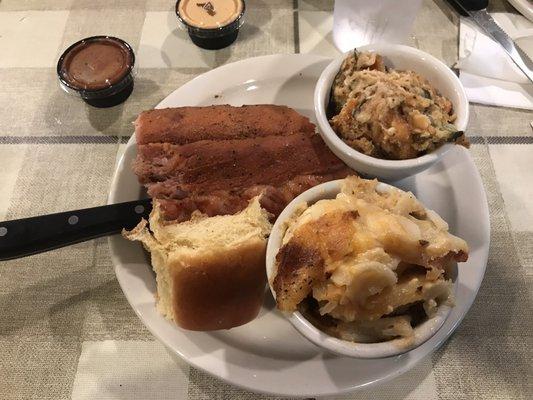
[124,197,272,330]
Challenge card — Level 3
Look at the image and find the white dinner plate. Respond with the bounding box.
[108,54,490,397]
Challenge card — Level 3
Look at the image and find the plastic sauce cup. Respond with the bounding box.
[57,36,135,108]
[175,0,245,50]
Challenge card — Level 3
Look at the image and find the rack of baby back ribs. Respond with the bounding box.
[132,105,354,222]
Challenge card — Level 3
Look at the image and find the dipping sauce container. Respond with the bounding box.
[176,0,245,50]
[57,36,135,108]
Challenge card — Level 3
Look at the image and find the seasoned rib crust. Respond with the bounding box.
[135,105,316,145]
[135,133,345,186]
[133,105,354,221]
[154,170,351,222]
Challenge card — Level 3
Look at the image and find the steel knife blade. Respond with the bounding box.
[449,0,533,84]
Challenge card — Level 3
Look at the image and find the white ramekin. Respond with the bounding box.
[314,44,469,181]
[265,179,452,358]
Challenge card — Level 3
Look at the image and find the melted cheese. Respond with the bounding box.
[275,176,469,340]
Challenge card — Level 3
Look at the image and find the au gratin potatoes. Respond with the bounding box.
[273,177,468,342]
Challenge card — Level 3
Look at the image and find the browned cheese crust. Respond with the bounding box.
[273,210,358,311]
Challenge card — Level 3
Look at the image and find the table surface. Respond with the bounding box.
[0,1,532,399]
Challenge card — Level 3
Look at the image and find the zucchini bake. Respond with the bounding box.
[329,51,468,160]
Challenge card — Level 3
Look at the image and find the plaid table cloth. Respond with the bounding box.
[0,0,531,399]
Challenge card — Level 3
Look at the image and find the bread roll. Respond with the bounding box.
[124,197,272,331]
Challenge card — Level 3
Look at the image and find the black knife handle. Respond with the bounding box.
[448,0,488,15]
[0,199,152,261]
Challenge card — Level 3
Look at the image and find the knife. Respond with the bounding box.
[448,0,533,84]
[0,198,151,261]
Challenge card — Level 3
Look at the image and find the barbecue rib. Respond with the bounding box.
[133,105,354,222]
[136,105,316,145]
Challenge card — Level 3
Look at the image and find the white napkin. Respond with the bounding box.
[332,0,422,52]
[458,13,533,110]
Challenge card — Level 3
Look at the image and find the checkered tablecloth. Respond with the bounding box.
[0,0,531,399]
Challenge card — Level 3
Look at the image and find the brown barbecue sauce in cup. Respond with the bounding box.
[176,0,245,50]
[57,36,135,108]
